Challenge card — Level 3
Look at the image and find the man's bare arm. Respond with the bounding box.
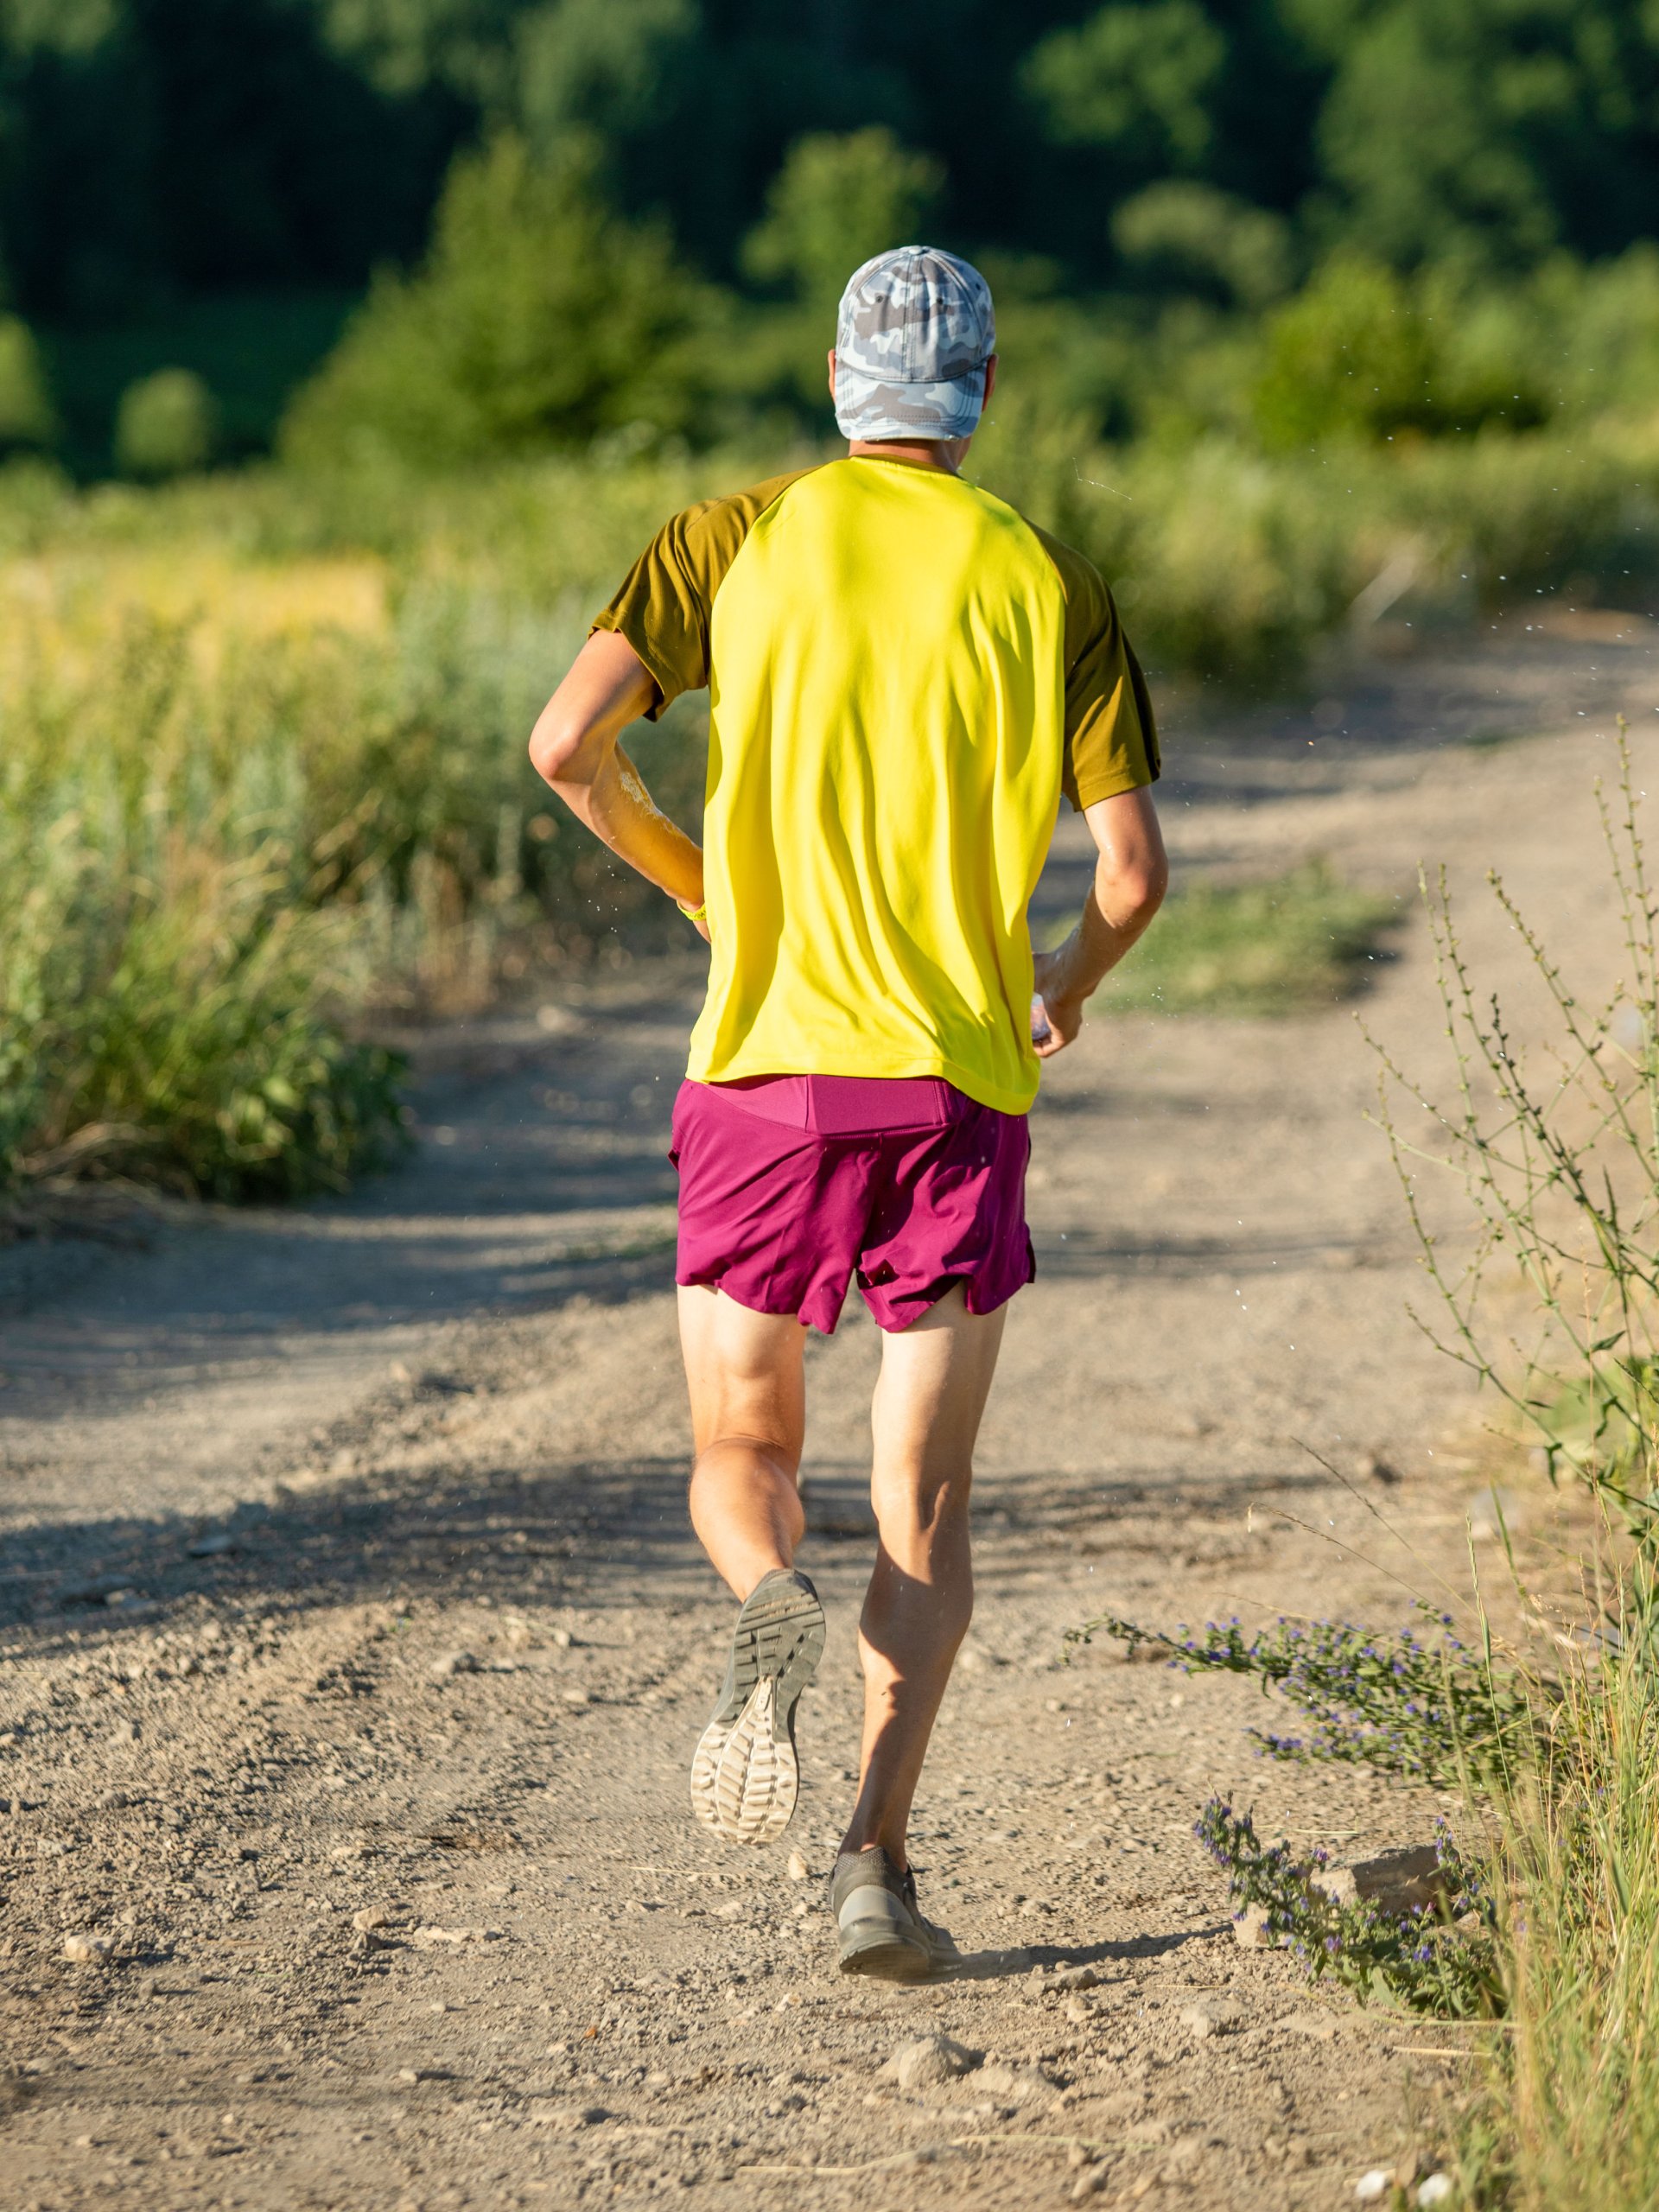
[1031,786,1167,1058]
[528,629,709,935]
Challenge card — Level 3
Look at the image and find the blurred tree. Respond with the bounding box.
[0,0,462,321]
[1113,181,1295,307]
[741,128,944,307]
[281,132,719,467]
[1287,0,1659,270]
[1022,2,1227,171]
[514,3,915,279]
[1012,1,1317,278]
[514,0,696,151]
[732,126,944,422]
[113,365,217,474]
[314,0,525,102]
[0,315,57,449]
[2,0,1659,468]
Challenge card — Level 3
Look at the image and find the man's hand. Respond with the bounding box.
[1030,956,1084,1058]
[1029,787,1167,1058]
[529,630,708,923]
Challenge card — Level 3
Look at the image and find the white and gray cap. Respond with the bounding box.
[833,245,996,444]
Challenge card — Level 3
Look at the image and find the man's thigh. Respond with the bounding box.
[677,1283,808,1467]
[871,1283,1008,1494]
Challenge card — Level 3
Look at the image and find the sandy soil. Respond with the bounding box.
[3,622,1656,2212]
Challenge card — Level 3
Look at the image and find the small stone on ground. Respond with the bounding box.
[882,2035,981,2090]
[60,1935,112,1966]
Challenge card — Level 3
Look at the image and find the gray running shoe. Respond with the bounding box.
[690,1568,825,1847]
[830,1846,961,1980]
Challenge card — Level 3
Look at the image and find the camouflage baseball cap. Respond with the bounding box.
[834,245,996,443]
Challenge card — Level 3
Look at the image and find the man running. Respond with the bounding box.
[530,246,1166,1980]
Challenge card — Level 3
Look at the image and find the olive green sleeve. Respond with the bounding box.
[590,469,818,721]
[1022,518,1161,810]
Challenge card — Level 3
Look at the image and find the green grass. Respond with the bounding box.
[1096,860,1399,1014]
[1452,1607,1659,2212]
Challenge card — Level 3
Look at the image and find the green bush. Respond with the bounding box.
[1254,257,1434,448]
[113,368,219,477]
[283,133,721,471]
[1253,255,1553,448]
[0,615,415,1200]
[1116,445,1363,683]
[0,823,405,1203]
[976,415,1364,687]
[1539,246,1659,423]
[0,315,57,451]
[43,295,352,474]
[1392,429,1659,606]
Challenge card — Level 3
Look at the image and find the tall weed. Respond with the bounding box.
[1479,1626,1659,2212]
[1370,727,1659,1556]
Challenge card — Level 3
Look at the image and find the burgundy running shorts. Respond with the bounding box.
[669,1072,1034,1334]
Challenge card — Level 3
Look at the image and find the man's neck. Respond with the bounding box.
[846,438,966,476]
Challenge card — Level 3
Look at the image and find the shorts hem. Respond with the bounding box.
[861,1255,1034,1333]
[676,1268,842,1336]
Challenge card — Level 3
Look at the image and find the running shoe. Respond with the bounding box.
[830,1846,961,1980]
[690,1567,825,1846]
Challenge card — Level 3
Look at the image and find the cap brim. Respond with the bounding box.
[834,364,985,443]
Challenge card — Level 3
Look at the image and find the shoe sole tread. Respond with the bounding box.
[690,1578,824,1847]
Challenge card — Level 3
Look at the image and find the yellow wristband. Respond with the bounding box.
[677,898,708,923]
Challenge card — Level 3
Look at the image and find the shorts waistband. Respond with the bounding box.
[696,1073,965,1135]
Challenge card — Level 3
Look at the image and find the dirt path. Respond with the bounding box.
[3,627,1656,2212]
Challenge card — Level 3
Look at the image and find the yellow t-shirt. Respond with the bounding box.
[593,456,1159,1115]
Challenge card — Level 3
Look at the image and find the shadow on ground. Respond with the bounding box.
[949,1926,1230,1982]
[0,1443,1333,1650]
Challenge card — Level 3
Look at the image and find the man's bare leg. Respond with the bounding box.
[840,1285,1007,1868]
[677,1280,1004,1880]
[679,1286,824,1846]
[679,1286,807,1599]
